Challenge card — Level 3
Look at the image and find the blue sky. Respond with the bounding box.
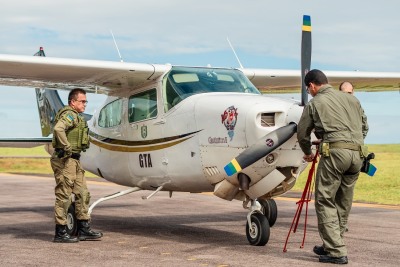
[0,0,399,143]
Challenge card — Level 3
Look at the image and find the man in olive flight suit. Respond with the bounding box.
[297,70,368,264]
[51,88,103,243]
[339,81,369,147]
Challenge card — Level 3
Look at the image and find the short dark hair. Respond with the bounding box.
[304,69,328,87]
[68,88,86,103]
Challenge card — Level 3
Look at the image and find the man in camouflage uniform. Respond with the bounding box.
[51,88,102,243]
[297,70,368,264]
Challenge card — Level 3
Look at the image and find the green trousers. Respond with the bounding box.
[50,155,91,225]
[315,148,363,257]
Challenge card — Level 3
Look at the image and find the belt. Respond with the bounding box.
[329,142,361,151]
[71,153,81,160]
[54,148,80,160]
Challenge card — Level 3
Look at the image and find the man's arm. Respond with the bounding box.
[297,104,315,157]
[361,108,369,139]
[53,111,77,154]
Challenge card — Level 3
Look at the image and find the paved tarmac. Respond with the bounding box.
[0,173,399,267]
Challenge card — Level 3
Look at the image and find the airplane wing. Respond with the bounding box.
[0,54,171,95]
[242,68,400,91]
[1,54,400,93]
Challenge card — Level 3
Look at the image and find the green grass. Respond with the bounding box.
[0,146,49,156]
[0,147,98,177]
[293,144,400,205]
[1,145,399,205]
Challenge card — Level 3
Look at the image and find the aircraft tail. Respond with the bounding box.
[35,87,64,137]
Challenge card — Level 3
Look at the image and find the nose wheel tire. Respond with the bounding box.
[259,199,278,227]
[66,203,77,236]
[246,213,270,246]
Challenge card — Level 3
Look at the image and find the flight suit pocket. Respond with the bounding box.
[62,158,77,188]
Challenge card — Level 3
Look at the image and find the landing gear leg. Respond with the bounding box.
[88,187,141,215]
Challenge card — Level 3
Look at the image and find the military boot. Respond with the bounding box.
[53,224,79,243]
[77,220,103,241]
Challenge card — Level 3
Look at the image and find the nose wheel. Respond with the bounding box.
[244,198,277,246]
[246,212,270,246]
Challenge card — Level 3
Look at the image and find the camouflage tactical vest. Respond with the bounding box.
[52,106,90,153]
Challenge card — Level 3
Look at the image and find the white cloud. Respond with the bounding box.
[1,0,400,71]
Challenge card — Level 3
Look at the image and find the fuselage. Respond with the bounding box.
[80,66,308,200]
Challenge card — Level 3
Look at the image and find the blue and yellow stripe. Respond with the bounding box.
[302,15,312,32]
[224,158,242,176]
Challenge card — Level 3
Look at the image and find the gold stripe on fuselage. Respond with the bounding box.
[88,130,201,152]
[90,136,192,152]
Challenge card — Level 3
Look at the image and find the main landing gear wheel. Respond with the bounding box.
[259,199,278,227]
[66,203,77,236]
[246,213,270,246]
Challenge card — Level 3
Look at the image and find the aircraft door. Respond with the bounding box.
[126,88,167,185]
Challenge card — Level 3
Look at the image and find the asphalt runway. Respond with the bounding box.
[1,173,399,267]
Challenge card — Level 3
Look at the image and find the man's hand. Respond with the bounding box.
[64,149,72,159]
[57,147,72,159]
[312,139,322,145]
[303,153,315,162]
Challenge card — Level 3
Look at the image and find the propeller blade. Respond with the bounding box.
[301,15,312,106]
[224,123,297,176]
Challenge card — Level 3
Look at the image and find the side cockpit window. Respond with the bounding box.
[98,99,122,128]
[128,89,158,123]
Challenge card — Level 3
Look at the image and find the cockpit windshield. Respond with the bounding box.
[163,66,260,111]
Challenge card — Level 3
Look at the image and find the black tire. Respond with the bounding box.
[66,203,77,236]
[259,199,278,227]
[246,213,270,246]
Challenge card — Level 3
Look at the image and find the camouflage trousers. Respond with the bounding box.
[315,148,363,257]
[50,154,91,225]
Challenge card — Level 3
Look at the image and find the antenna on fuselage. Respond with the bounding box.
[110,30,123,62]
[227,37,244,69]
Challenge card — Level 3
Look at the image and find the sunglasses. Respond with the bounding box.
[75,99,88,104]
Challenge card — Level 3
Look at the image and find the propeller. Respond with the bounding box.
[224,123,297,176]
[301,15,312,106]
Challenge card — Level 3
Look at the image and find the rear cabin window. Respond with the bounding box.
[98,99,122,128]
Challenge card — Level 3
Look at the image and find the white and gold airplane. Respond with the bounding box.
[0,16,399,246]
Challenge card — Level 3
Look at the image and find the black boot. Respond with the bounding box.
[53,224,79,243]
[77,220,103,241]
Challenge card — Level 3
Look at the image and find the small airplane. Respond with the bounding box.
[0,16,399,246]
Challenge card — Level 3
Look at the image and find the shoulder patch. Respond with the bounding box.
[66,114,74,123]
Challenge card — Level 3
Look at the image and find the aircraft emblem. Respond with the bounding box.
[221,106,238,141]
[141,125,147,139]
[265,138,274,147]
